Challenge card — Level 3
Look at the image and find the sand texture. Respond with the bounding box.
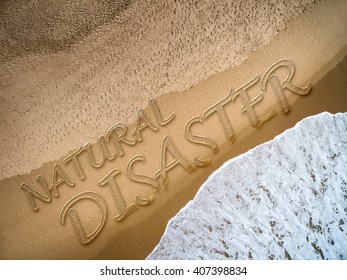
[0,0,318,179]
[0,0,347,259]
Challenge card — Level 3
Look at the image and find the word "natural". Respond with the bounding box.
[20,59,311,244]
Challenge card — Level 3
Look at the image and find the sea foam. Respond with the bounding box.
[147,112,347,260]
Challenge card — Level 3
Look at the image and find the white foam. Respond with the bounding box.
[147,112,347,260]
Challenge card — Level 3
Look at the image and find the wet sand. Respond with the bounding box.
[97,52,347,260]
[0,0,347,259]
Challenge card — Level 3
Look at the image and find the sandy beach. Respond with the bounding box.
[0,0,346,259]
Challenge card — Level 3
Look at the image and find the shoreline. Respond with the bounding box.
[0,0,346,259]
[1,51,346,259]
[98,54,347,260]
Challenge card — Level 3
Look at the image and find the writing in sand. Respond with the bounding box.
[20,59,312,244]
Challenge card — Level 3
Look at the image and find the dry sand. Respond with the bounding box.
[0,0,347,259]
